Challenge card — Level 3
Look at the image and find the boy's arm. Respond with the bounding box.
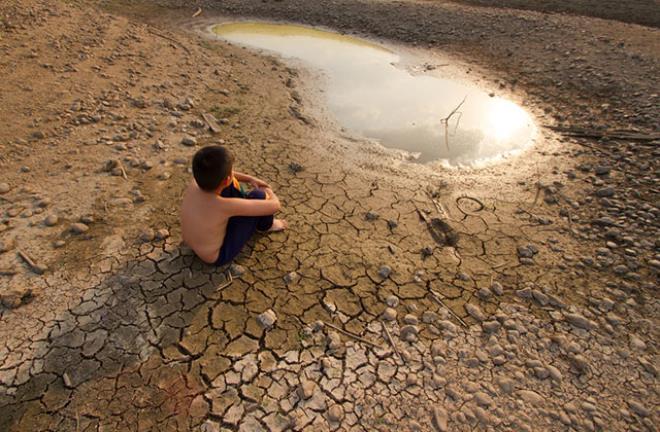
[219,192,280,217]
[234,171,270,188]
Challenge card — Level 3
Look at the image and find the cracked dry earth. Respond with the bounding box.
[1,0,659,431]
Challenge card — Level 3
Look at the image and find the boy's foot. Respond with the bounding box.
[268,219,288,232]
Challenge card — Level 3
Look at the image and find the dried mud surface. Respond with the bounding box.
[0,0,658,431]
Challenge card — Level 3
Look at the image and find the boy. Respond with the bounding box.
[181,145,287,266]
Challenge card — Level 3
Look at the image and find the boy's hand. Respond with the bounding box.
[250,178,270,189]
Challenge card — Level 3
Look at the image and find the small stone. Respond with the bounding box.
[229,263,245,277]
[200,420,220,432]
[0,183,9,194]
[298,380,315,400]
[70,223,89,234]
[378,265,391,278]
[365,211,379,221]
[595,187,615,198]
[382,307,397,321]
[402,314,418,325]
[464,303,486,321]
[385,295,399,307]
[482,320,501,333]
[53,240,66,248]
[400,325,419,342]
[628,400,649,417]
[476,287,492,300]
[257,309,277,329]
[564,312,596,330]
[517,390,543,405]
[422,311,438,323]
[491,282,504,295]
[181,136,197,146]
[283,271,299,284]
[80,215,94,224]
[432,407,448,431]
[327,404,344,422]
[139,228,155,242]
[155,229,170,240]
[44,214,58,227]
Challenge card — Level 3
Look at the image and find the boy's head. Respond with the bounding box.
[192,145,234,191]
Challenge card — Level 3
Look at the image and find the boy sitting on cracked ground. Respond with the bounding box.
[181,145,287,266]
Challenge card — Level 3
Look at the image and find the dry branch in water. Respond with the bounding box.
[440,96,467,150]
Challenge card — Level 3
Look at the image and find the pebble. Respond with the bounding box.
[382,307,397,321]
[627,400,649,417]
[155,229,170,240]
[44,214,58,227]
[257,309,277,329]
[402,314,418,325]
[200,420,220,432]
[378,265,391,278]
[70,223,89,234]
[283,271,299,284]
[517,390,544,405]
[464,303,486,321]
[139,228,155,242]
[298,380,315,400]
[564,312,596,330]
[365,211,379,221]
[0,288,33,309]
[491,282,504,295]
[0,183,9,194]
[385,295,399,307]
[400,325,419,342]
[181,136,197,146]
[482,320,501,333]
[432,407,448,432]
[229,263,245,277]
[327,404,344,422]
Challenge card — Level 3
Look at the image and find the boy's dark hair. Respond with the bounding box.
[192,145,234,191]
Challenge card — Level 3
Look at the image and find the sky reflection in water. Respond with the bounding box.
[213,22,536,165]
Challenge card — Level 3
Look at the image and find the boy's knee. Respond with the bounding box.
[247,189,266,200]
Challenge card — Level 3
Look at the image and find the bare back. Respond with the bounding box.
[181,182,230,263]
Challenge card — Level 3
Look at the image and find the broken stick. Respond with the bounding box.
[440,95,467,150]
[17,249,46,275]
[147,28,191,54]
[202,113,221,134]
[429,290,467,328]
[192,7,202,18]
[381,321,404,364]
[322,321,383,349]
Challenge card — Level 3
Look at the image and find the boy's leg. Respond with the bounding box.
[216,188,274,266]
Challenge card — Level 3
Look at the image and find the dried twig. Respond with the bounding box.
[202,113,221,134]
[192,7,202,18]
[117,161,128,180]
[322,321,383,349]
[17,249,45,275]
[147,28,191,54]
[381,321,404,363]
[456,195,485,214]
[429,290,467,328]
[217,271,233,290]
[440,96,467,150]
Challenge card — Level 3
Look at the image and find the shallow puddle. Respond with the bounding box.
[212,22,536,166]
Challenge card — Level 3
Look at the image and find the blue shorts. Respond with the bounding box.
[215,183,273,266]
